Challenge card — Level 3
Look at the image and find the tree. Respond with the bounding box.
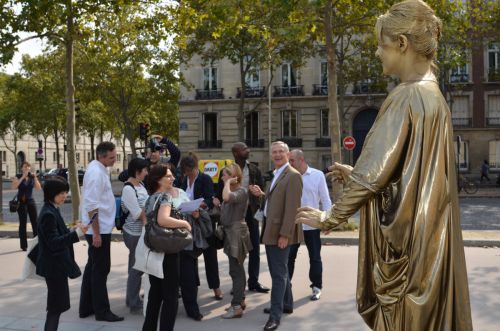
[176,0,318,141]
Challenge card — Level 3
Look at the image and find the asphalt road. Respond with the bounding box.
[1,181,499,231]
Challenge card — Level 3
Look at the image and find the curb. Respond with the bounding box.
[2,231,499,248]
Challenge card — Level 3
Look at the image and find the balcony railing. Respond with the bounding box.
[315,137,331,147]
[312,84,328,96]
[488,68,500,82]
[195,88,224,100]
[486,117,500,126]
[273,85,304,97]
[450,73,469,83]
[279,137,302,147]
[236,87,266,98]
[198,140,223,149]
[352,82,386,94]
[452,117,472,128]
[245,139,265,148]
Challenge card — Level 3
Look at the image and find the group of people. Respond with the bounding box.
[23,1,474,330]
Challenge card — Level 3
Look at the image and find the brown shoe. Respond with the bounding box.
[225,299,246,311]
[222,305,243,319]
[214,288,223,300]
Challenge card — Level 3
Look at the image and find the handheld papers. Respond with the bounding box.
[177,198,204,213]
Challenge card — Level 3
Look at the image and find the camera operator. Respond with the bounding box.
[118,135,180,185]
[11,161,42,251]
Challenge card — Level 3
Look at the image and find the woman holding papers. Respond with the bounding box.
[216,164,252,319]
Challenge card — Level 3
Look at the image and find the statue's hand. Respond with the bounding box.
[295,207,323,229]
[327,162,353,184]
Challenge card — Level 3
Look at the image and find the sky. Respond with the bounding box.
[1,34,44,75]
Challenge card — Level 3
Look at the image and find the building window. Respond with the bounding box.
[87,152,91,162]
[455,140,469,171]
[203,113,218,143]
[487,95,500,126]
[76,152,80,163]
[320,109,329,137]
[245,58,260,89]
[116,154,121,162]
[320,61,328,86]
[281,110,298,137]
[321,154,332,172]
[1,151,6,162]
[203,66,218,91]
[450,64,469,83]
[53,152,56,162]
[488,43,500,82]
[450,95,471,127]
[489,140,500,170]
[282,63,297,87]
[245,112,260,145]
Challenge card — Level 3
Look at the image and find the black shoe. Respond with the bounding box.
[79,311,94,318]
[263,307,293,314]
[264,319,280,331]
[188,313,203,321]
[95,311,124,322]
[249,282,270,293]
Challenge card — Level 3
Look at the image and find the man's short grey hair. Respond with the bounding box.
[290,149,304,159]
[271,141,289,153]
[96,141,116,158]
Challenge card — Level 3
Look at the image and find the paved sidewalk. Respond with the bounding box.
[0,238,499,331]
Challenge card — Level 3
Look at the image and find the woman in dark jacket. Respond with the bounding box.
[36,177,87,331]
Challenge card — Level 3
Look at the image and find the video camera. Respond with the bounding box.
[148,138,168,152]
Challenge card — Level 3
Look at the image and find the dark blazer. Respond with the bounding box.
[180,171,215,209]
[215,162,264,215]
[36,202,81,279]
[261,165,303,246]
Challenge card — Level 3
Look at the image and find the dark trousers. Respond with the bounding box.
[245,208,261,287]
[143,254,179,331]
[288,229,323,289]
[229,256,246,306]
[17,199,37,250]
[266,245,293,322]
[123,232,143,309]
[179,251,201,317]
[202,245,220,289]
[79,234,111,317]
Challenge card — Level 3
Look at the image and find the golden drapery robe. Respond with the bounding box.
[323,79,473,330]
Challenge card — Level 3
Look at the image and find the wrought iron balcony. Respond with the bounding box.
[245,139,265,148]
[236,87,266,98]
[279,137,302,147]
[197,140,223,149]
[488,68,500,82]
[452,117,472,128]
[352,82,386,94]
[273,85,304,97]
[315,137,331,147]
[312,84,328,96]
[486,117,500,126]
[195,88,224,100]
[450,73,469,83]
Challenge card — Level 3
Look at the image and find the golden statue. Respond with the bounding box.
[296,1,473,330]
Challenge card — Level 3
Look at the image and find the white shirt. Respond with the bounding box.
[300,166,332,231]
[122,183,149,236]
[241,161,250,189]
[185,171,199,201]
[81,160,116,234]
[264,162,289,217]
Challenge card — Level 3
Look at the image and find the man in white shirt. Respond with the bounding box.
[79,142,124,322]
[288,149,332,301]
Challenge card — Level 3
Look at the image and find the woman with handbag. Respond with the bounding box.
[36,176,87,331]
[143,164,192,331]
[12,161,42,251]
[121,158,149,314]
[216,164,252,319]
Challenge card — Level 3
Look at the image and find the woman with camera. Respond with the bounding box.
[142,164,191,331]
[36,176,87,331]
[12,161,42,251]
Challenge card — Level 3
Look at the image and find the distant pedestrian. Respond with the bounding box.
[480,160,490,182]
[12,161,42,251]
[79,141,124,322]
[36,177,87,331]
[288,150,331,301]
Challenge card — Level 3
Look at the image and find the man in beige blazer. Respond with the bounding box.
[249,141,303,331]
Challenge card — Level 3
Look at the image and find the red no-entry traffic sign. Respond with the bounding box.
[343,136,356,151]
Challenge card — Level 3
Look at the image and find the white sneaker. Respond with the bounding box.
[311,287,321,301]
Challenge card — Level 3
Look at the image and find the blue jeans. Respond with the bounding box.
[265,245,293,321]
[288,229,322,289]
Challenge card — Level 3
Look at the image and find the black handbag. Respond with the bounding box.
[9,194,19,213]
[144,194,193,254]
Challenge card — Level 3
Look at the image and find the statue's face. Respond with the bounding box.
[375,34,402,76]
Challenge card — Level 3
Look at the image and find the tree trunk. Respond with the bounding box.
[43,136,48,170]
[325,1,343,200]
[121,135,127,170]
[238,57,246,141]
[90,133,95,161]
[65,3,80,222]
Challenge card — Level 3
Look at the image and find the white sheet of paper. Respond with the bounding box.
[177,198,204,213]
